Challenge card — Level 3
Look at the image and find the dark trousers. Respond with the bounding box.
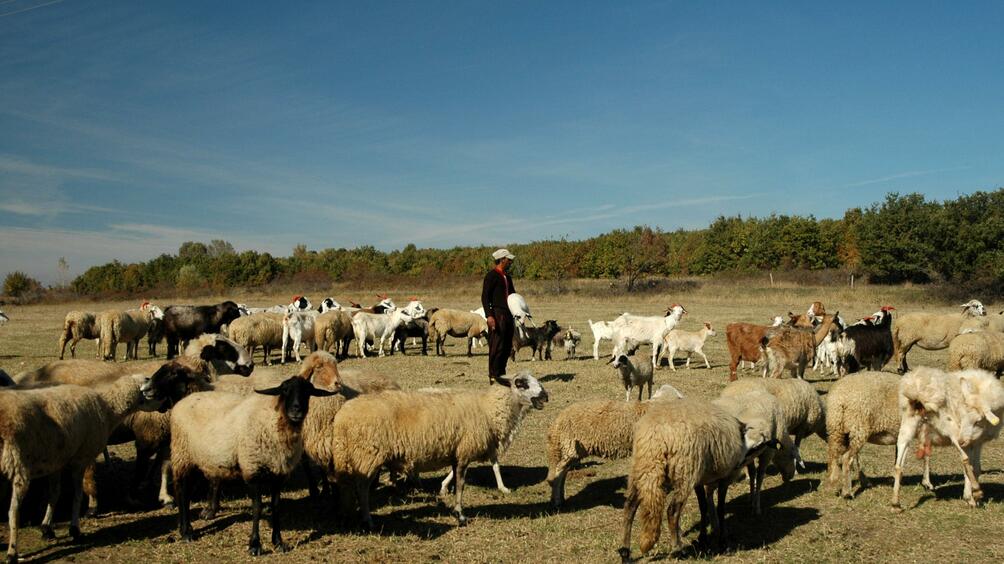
[488,308,514,382]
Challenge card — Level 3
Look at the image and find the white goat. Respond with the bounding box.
[351,309,416,357]
[282,310,320,363]
[610,304,687,370]
[588,319,614,360]
[660,322,716,370]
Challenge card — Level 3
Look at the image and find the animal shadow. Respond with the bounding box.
[540,372,575,383]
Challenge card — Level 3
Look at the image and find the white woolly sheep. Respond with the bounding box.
[428,309,488,357]
[618,398,762,561]
[947,330,1004,375]
[892,299,987,373]
[0,370,182,563]
[313,309,354,358]
[610,353,654,401]
[722,377,826,471]
[228,312,285,365]
[331,374,548,528]
[58,310,101,360]
[171,375,334,555]
[712,390,795,515]
[892,367,1004,509]
[660,322,716,370]
[610,304,687,370]
[546,384,684,508]
[99,304,163,361]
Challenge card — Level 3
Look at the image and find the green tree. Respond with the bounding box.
[3,271,42,297]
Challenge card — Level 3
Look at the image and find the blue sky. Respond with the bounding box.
[2,1,1003,283]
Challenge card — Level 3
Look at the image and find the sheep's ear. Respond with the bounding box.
[255,386,283,396]
[310,387,338,397]
[199,345,216,361]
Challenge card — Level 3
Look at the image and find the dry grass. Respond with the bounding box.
[0,282,1002,563]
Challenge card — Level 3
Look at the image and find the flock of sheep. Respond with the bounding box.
[0,294,1002,562]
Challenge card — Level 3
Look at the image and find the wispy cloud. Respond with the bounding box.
[844,166,972,188]
[0,0,63,19]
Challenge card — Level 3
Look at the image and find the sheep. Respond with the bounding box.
[610,353,654,401]
[99,303,163,361]
[721,377,826,471]
[824,370,936,499]
[512,319,561,361]
[351,309,416,357]
[588,319,614,360]
[163,301,243,358]
[228,313,285,365]
[946,330,1004,375]
[428,309,488,357]
[281,309,319,363]
[725,316,785,380]
[618,398,761,561]
[712,390,796,515]
[891,367,1004,509]
[15,334,255,509]
[659,322,716,370]
[0,367,190,563]
[892,300,987,374]
[546,384,684,508]
[313,309,355,358]
[836,306,895,374]
[331,373,548,528]
[610,304,687,370]
[551,327,582,359]
[58,310,101,360]
[170,375,335,555]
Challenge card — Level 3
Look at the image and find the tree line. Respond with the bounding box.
[6,189,1000,300]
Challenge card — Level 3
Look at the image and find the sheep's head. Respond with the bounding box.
[256,376,338,424]
[142,360,213,413]
[218,301,243,325]
[961,300,986,317]
[609,354,630,369]
[318,297,341,313]
[196,334,254,376]
[501,373,548,410]
[739,419,780,464]
[650,384,684,400]
[299,351,342,393]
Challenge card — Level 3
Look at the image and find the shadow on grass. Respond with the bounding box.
[20,512,177,564]
[540,372,575,383]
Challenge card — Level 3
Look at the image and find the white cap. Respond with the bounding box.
[492,248,515,260]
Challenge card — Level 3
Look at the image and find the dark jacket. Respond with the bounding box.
[482,267,515,316]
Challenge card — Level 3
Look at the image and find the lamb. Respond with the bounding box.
[838,306,895,373]
[163,301,243,358]
[331,373,548,528]
[891,367,1004,509]
[546,384,684,508]
[660,322,716,370]
[428,308,488,357]
[618,398,760,561]
[824,371,938,499]
[892,300,987,373]
[947,330,1004,374]
[351,309,416,357]
[551,327,582,359]
[512,319,561,361]
[610,304,687,370]
[588,319,614,360]
[725,316,785,380]
[0,367,188,563]
[281,309,319,363]
[58,310,101,359]
[721,377,826,471]
[228,313,285,365]
[313,309,355,359]
[171,375,334,555]
[610,353,654,401]
[712,390,796,515]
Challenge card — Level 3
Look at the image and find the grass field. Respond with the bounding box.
[0,281,1002,563]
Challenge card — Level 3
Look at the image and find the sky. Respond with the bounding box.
[2,1,1003,283]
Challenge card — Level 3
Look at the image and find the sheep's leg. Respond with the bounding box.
[548,456,574,508]
[40,474,61,540]
[68,464,85,541]
[175,472,195,542]
[200,481,221,520]
[355,477,375,530]
[955,441,981,506]
[593,339,600,361]
[452,462,468,526]
[491,461,510,494]
[754,458,767,516]
[921,451,934,491]
[7,475,27,563]
[82,463,98,517]
[841,437,864,499]
[694,485,710,547]
[269,480,288,553]
[713,481,729,548]
[618,482,641,564]
[158,452,174,507]
[685,353,692,369]
[625,387,631,402]
[440,470,454,497]
[668,347,677,371]
[892,414,921,509]
[247,483,264,556]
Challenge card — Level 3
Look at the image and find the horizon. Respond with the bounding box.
[3,2,1003,284]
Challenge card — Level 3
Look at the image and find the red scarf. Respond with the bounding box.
[494,265,510,296]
